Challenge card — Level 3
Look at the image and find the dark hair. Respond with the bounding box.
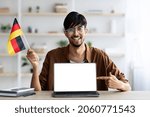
[63,11,87,30]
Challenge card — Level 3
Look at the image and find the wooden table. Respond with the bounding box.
[0,91,150,100]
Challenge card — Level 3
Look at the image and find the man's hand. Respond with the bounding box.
[26,49,39,69]
[26,49,41,91]
[97,72,130,91]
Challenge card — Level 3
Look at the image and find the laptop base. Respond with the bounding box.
[52,91,99,97]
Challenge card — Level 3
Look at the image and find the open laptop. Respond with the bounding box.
[52,63,99,97]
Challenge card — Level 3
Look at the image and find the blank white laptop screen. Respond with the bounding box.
[54,63,97,92]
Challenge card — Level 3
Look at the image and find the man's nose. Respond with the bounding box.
[73,28,79,35]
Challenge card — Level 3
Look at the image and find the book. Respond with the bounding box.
[0,87,35,97]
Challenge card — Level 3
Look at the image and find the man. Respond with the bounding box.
[27,11,131,91]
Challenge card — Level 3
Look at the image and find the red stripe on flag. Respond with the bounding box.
[11,24,21,33]
[11,38,21,53]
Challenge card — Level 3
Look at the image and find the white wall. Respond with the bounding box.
[126,0,150,90]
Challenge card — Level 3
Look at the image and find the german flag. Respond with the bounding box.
[7,18,26,56]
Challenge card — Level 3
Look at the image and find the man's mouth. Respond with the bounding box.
[72,37,80,40]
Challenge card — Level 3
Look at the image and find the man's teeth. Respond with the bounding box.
[73,37,80,40]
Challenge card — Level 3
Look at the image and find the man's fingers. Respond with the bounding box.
[109,72,114,77]
[27,49,34,54]
[109,72,111,76]
[109,72,118,80]
[97,76,110,80]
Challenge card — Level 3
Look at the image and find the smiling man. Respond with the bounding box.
[26,11,131,91]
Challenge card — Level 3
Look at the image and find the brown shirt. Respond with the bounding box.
[39,44,128,90]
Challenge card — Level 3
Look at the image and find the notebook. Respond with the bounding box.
[52,63,99,97]
[0,87,35,97]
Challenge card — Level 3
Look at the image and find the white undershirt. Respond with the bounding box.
[70,60,85,63]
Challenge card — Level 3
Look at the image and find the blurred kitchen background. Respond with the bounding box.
[0,0,150,90]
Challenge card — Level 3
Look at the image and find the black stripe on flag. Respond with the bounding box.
[16,36,26,51]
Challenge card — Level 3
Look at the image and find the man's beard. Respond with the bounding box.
[71,42,83,47]
[69,36,84,47]
[69,39,84,47]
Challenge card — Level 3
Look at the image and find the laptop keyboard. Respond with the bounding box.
[53,91,99,97]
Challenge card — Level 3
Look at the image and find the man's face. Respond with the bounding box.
[64,25,88,47]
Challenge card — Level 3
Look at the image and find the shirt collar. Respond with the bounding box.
[84,44,91,63]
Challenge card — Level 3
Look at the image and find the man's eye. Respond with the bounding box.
[70,29,74,31]
[78,27,83,31]
[78,28,82,30]
[68,28,74,32]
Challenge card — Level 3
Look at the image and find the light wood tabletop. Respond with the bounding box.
[0,91,150,100]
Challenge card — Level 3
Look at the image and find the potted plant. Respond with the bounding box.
[57,40,68,47]
[1,24,11,32]
[86,41,92,47]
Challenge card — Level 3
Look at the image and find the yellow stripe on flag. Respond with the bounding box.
[7,29,23,56]
[7,41,15,56]
[9,29,23,41]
